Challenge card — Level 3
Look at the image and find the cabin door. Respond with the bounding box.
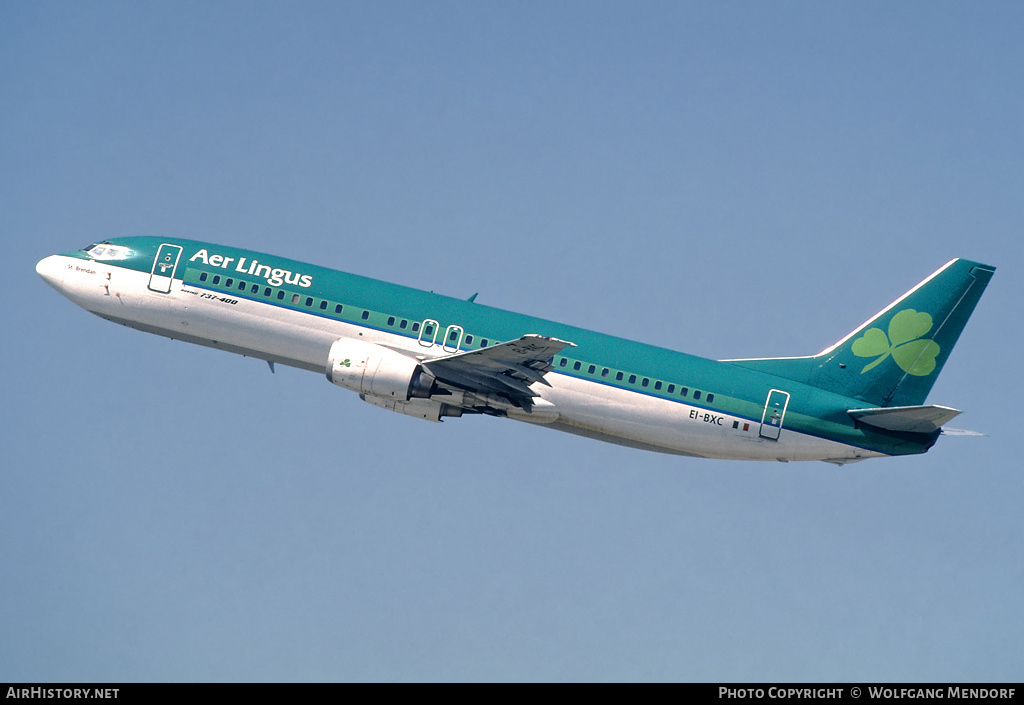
[759,389,791,440]
[148,244,183,293]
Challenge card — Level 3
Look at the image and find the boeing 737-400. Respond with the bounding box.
[36,238,994,463]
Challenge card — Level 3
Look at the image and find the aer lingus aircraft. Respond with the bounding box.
[36,238,994,463]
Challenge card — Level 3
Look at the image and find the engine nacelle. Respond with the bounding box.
[360,394,463,423]
[326,338,435,400]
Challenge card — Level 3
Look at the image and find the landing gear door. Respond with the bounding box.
[149,244,183,293]
[759,389,790,440]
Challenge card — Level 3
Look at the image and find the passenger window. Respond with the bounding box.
[424,323,432,334]
[573,361,582,371]
[667,384,675,394]
[412,322,420,332]
[388,316,395,326]
[694,391,702,400]
[601,368,609,377]
[362,311,370,320]
[277,290,285,300]
[465,335,473,345]
[629,375,637,384]
[199,272,208,282]
[654,381,662,391]
[226,278,233,287]
[616,372,624,381]
[400,319,407,329]
[264,287,271,296]
[239,281,246,291]
[292,294,300,304]
[641,378,649,387]
[250,283,259,293]
[481,339,488,347]
[319,301,328,310]
[212,275,221,285]
[449,330,458,341]
[305,297,313,307]
[588,365,596,374]
[707,393,714,403]
[335,304,343,313]
[559,358,567,367]
[680,387,688,397]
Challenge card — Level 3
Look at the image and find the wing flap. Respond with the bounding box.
[423,334,575,410]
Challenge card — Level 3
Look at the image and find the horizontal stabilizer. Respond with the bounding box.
[848,405,961,433]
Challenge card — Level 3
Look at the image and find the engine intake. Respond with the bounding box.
[326,338,435,400]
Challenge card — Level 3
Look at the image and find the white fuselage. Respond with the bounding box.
[37,253,880,463]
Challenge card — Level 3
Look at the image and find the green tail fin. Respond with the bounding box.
[727,259,995,407]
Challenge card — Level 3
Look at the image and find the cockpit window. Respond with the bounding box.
[83,243,132,261]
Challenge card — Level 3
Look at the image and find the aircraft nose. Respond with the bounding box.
[36,255,65,291]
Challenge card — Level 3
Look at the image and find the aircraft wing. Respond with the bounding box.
[422,334,575,411]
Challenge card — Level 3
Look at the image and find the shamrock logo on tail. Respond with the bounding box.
[851,309,941,376]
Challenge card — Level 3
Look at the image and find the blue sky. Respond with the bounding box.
[2,1,1022,681]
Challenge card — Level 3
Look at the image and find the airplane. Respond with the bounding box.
[36,238,994,463]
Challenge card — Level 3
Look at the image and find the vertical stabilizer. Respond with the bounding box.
[727,259,995,407]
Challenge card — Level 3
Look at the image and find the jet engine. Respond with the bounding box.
[360,394,463,423]
[326,338,436,400]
